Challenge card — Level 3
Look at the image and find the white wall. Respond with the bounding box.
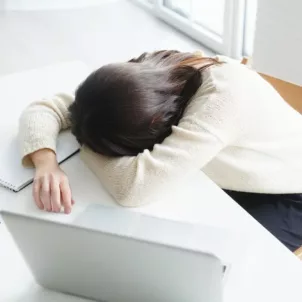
[2,0,116,11]
[253,0,302,85]
[0,2,4,11]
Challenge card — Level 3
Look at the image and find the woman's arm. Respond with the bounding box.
[20,61,246,210]
[19,92,74,166]
[80,71,244,207]
[19,92,74,213]
[81,123,228,207]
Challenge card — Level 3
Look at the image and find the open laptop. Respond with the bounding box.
[1,208,224,302]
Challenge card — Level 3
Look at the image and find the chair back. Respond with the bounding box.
[241,58,302,114]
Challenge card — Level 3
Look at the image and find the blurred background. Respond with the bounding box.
[1,0,301,85]
[0,0,256,75]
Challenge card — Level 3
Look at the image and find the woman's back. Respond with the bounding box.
[195,57,302,192]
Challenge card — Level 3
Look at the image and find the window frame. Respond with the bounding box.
[131,0,249,58]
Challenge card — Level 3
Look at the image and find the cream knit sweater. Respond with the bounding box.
[19,56,302,206]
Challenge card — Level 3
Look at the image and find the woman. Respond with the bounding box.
[19,50,302,251]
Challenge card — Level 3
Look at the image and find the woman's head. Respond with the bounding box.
[69,50,218,156]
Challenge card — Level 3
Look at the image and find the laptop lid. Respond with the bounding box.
[2,209,223,302]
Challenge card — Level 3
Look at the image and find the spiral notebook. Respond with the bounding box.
[0,61,90,192]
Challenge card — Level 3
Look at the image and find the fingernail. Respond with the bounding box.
[65,208,71,214]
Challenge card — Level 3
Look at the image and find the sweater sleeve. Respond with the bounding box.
[80,66,244,207]
[19,62,245,206]
[19,92,74,166]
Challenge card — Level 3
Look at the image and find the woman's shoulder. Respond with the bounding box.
[214,55,240,64]
[194,55,261,98]
[209,55,255,79]
[194,57,246,96]
[186,55,263,119]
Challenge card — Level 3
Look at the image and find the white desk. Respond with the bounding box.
[1,155,302,302]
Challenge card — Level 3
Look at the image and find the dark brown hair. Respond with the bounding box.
[69,50,218,156]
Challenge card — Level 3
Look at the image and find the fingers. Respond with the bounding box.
[33,171,73,214]
[50,174,61,213]
[40,177,51,211]
[60,179,72,214]
[33,180,44,210]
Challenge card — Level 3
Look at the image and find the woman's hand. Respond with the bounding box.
[30,149,74,214]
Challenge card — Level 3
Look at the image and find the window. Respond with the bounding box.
[192,0,225,35]
[243,0,258,56]
[163,0,225,35]
[134,0,258,58]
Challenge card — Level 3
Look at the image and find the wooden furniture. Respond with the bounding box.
[260,73,302,114]
[241,58,302,259]
[294,246,302,260]
[241,57,302,114]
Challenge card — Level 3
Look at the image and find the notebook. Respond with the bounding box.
[0,62,90,192]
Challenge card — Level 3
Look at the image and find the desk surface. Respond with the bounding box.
[1,155,302,302]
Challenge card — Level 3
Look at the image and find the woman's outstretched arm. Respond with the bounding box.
[80,62,246,207]
[19,93,74,213]
[80,90,241,207]
[19,62,245,210]
[20,92,73,165]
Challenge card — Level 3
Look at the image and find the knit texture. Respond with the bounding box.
[19,56,302,206]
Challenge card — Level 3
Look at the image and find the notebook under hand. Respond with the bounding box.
[0,62,90,192]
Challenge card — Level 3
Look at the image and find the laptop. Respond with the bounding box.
[1,207,224,302]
